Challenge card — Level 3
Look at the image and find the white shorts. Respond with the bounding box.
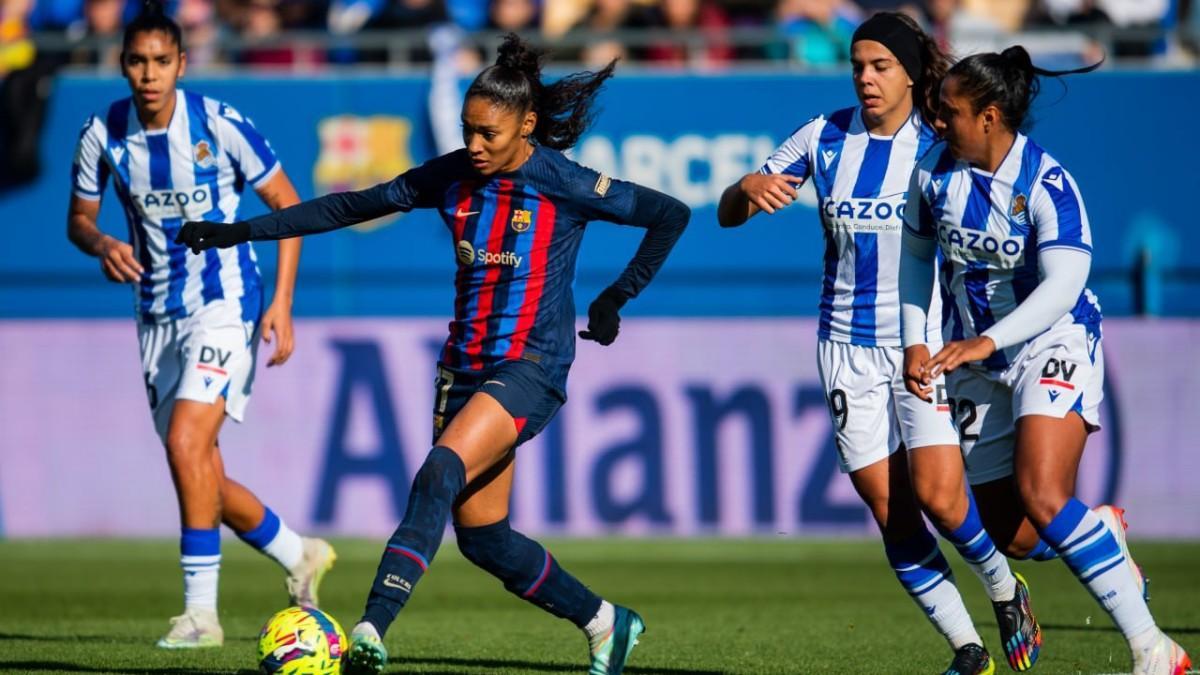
[138,300,260,442]
[946,323,1104,485]
[817,339,960,474]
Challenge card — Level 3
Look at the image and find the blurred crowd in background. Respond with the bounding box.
[0,0,1194,72]
[0,0,1194,187]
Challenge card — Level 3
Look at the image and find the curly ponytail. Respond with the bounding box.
[948,45,1101,132]
[123,0,184,52]
[901,13,951,124]
[466,33,616,150]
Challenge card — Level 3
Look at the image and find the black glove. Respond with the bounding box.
[175,221,251,254]
[578,287,627,346]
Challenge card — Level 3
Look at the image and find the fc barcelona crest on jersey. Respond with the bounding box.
[1010,193,1027,226]
[194,140,216,169]
[511,209,532,233]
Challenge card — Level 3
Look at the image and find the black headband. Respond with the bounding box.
[852,14,923,82]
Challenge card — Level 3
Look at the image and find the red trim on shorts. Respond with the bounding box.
[513,417,528,435]
[196,364,227,375]
[1039,378,1075,390]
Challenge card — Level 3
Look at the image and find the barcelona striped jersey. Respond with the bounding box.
[243,145,687,390]
[72,89,278,323]
[760,107,942,347]
[904,133,1103,371]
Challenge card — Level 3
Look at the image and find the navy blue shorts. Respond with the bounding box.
[432,358,565,448]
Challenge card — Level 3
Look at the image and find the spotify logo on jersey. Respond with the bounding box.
[455,240,524,268]
[456,240,476,265]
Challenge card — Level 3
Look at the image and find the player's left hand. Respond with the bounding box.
[176,220,251,253]
[261,301,294,367]
[579,287,626,346]
[926,336,996,377]
[903,344,935,402]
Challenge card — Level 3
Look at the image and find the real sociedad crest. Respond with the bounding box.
[313,115,414,233]
[193,140,216,169]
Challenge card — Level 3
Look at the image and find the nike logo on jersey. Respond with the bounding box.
[821,150,838,169]
[1048,390,1061,403]
[111,146,126,165]
[1042,169,1064,192]
[456,209,480,218]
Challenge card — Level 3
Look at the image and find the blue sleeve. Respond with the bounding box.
[245,153,456,240]
[603,183,691,302]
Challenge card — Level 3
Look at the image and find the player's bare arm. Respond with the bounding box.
[255,169,303,367]
[67,195,144,283]
[717,172,804,227]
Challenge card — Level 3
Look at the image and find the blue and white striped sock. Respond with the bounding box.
[1039,499,1155,641]
[237,507,304,572]
[884,528,983,650]
[1022,539,1059,562]
[937,491,1018,602]
[181,527,220,611]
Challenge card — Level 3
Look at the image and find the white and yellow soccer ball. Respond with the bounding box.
[257,606,346,674]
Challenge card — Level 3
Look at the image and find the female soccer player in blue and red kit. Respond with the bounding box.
[178,34,689,675]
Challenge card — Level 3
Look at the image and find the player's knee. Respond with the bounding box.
[413,446,467,496]
[455,519,516,571]
[1015,478,1068,529]
[165,427,208,467]
[911,478,960,527]
[878,500,925,543]
[861,494,891,531]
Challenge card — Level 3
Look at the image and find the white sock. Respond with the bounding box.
[886,532,983,651]
[181,527,220,612]
[265,521,305,572]
[239,507,305,572]
[938,493,1018,602]
[352,621,380,639]
[921,574,985,650]
[584,600,615,646]
[1130,626,1162,653]
[1041,499,1156,643]
[182,555,220,611]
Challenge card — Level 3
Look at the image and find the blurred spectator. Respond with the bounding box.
[176,0,222,67]
[643,0,734,68]
[961,0,1028,33]
[236,0,323,69]
[66,0,124,65]
[489,0,539,31]
[1033,0,1174,57]
[1,0,35,71]
[922,0,1010,55]
[2,0,53,189]
[565,0,655,67]
[384,0,445,28]
[28,0,86,30]
[774,0,859,67]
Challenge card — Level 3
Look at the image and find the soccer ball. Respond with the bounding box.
[257,606,346,674]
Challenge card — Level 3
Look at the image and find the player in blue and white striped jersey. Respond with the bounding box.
[65,0,334,650]
[900,47,1190,675]
[719,13,1037,675]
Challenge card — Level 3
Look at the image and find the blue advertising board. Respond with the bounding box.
[2,70,1196,318]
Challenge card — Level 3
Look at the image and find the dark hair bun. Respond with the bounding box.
[1000,45,1033,69]
[496,34,543,76]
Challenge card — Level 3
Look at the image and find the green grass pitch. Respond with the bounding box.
[0,539,1195,674]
